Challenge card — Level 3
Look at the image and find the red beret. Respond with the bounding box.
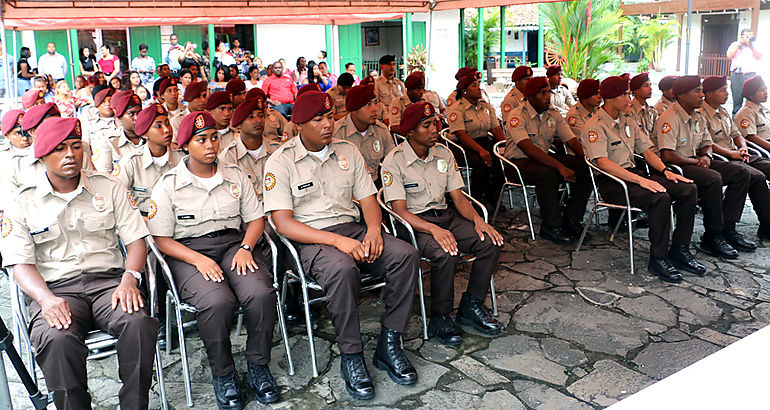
[577,79,600,100]
[225,78,246,95]
[34,118,82,158]
[111,90,142,117]
[361,75,375,86]
[231,97,265,128]
[205,91,232,110]
[297,83,322,98]
[620,73,631,81]
[22,102,60,131]
[177,111,216,147]
[400,102,436,135]
[22,89,45,109]
[134,103,168,136]
[291,91,333,124]
[245,87,266,101]
[658,76,678,91]
[743,75,765,99]
[523,76,549,97]
[183,81,208,102]
[1,109,24,135]
[454,67,476,80]
[672,75,701,95]
[157,77,178,95]
[94,88,114,107]
[546,65,562,77]
[456,70,481,91]
[630,73,650,91]
[511,65,533,82]
[600,76,630,99]
[345,84,375,112]
[702,75,727,93]
[405,71,425,90]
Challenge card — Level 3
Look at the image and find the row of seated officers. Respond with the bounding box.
[2,65,770,409]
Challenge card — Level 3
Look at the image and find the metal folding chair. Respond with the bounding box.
[392,132,406,146]
[491,140,537,240]
[146,235,294,407]
[8,264,169,410]
[747,141,770,158]
[376,189,498,341]
[438,128,472,195]
[575,157,644,275]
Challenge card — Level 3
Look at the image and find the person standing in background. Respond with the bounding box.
[37,42,67,83]
[727,29,762,115]
[0,40,16,98]
[130,44,157,90]
[79,46,98,77]
[98,44,121,83]
[17,47,34,96]
[165,33,183,74]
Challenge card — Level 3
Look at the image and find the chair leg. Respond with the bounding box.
[491,185,506,225]
[165,293,172,355]
[627,207,635,276]
[610,210,627,242]
[300,282,319,378]
[575,205,598,252]
[235,312,243,336]
[521,186,536,240]
[174,305,194,407]
[489,276,498,317]
[275,297,295,376]
[416,268,429,340]
[154,343,168,410]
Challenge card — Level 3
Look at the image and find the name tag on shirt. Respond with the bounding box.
[610,141,621,146]
[715,130,722,135]
[177,215,195,220]
[132,187,147,192]
[404,183,419,188]
[759,124,766,128]
[528,133,536,137]
[30,227,49,236]
[298,182,314,190]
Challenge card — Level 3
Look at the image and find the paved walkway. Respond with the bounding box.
[4,199,770,409]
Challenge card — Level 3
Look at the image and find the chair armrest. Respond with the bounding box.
[746,141,770,158]
[376,189,419,249]
[463,192,488,223]
[145,236,183,305]
[440,129,470,167]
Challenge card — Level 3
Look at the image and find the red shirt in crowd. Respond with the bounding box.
[262,74,297,104]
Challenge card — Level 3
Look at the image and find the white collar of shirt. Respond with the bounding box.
[217,128,229,135]
[308,144,329,161]
[248,145,263,161]
[538,112,545,121]
[191,172,223,191]
[152,150,170,167]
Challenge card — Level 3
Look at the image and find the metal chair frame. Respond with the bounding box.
[147,235,294,407]
[438,128,472,195]
[746,141,770,159]
[375,189,498,341]
[490,140,537,240]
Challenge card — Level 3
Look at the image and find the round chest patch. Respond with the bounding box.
[1,216,12,238]
[568,116,577,126]
[264,172,276,191]
[502,103,512,113]
[509,117,520,128]
[373,140,381,152]
[741,118,751,129]
[391,106,399,115]
[147,200,158,219]
[230,184,241,199]
[437,159,448,173]
[92,194,107,212]
[661,122,672,134]
[382,171,393,187]
[449,113,458,122]
[111,164,121,177]
[338,155,350,170]
[587,131,599,143]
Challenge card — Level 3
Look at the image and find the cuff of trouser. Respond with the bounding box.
[381,317,408,334]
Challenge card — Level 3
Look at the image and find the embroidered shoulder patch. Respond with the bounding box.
[264,172,276,191]
[661,122,672,134]
[741,118,751,129]
[382,171,393,187]
[587,131,599,143]
[147,200,158,219]
[0,216,12,238]
[509,117,520,128]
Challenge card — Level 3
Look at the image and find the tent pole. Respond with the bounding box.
[684,0,692,74]
[66,28,74,86]
[208,24,215,79]
[500,6,505,69]
[477,8,484,73]
[0,21,9,103]
[12,27,17,98]
[427,5,434,89]
[459,8,465,67]
[253,24,258,57]
[538,5,544,68]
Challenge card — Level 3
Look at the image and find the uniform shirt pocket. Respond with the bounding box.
[291,179,320,205]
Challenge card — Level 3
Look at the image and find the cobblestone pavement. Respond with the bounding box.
[3,199,770,409]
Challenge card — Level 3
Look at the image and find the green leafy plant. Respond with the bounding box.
[463,9,501,68]
[407,45,431,74]
[639,14,680,71]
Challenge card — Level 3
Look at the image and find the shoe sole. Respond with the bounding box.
[254,393,280,405]
[455,314,503,336]
[216,400,243,410]
[668,258,707,276]
[428,328,463,346]
[650,270,683,283]
[344,383,375,400]
[372,356,418,386]
[698,244,739,259]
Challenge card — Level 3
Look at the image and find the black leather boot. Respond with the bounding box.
[700,231,739,259]
[758,224,770,240]
[157,320,167,350]
[455,293,503,335]
[372,328,418,385]
[723,223,757,252]
[540,225,574,245]
[428,313,463,346]
[564,218,591,241]
[212,372,242,410]
[247,362,280,404]
[667,243,706,276]
[648,257,683,283]
[340,352,375,400]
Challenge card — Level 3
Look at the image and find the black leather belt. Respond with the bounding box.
[417,209,445,218]
[199,228,240,239]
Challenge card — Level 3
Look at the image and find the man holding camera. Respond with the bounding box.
[727,29,762,115]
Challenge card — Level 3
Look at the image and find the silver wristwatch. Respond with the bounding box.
[125,269,143,286]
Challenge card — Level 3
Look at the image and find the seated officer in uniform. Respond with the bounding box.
[500,65,533,115]
[219,95,271,191]
[206,91,236,150]
[654,75,678,115]
[546,65,576,116]
[148,111,279,408]
[22,88,45,110]
[565,79,601,138]
[333,83,395,184]
[226,78,247,108]
[445,68,506,206]
[0,110,30,212]
[381,102,504,345]
[504,76,591,243]
[247,87,295,151]
[735,76,770,154]
[85,87,116,144]
[1,117,158,409]
[329,72,355,120]
[183,80,209,113]
[156,77,188,134]
[628,73,658,142]
[390,71,444,135]
[702,75,770,240]
[92,90,145,172]
[446,67,475,107]
[360,75,389,122]
[655,75,754,258]
[581,76,703,282]
[264,91,420,400]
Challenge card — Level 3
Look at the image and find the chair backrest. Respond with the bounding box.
[492,139,523,186]
[375,188,418,248]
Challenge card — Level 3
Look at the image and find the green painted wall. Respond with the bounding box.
[172,25,203,49]
[34,30,73,84]
[130,26,162,71]
[338,24,362,78]
[411,21,427,51]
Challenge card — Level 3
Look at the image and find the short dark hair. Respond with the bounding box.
[139,43,148,51]
[338,72,354,87]
[179,68,192,79]
[345,62,355,69]
[319,50,327,59]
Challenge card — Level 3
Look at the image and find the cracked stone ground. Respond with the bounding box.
[3,198,770,409]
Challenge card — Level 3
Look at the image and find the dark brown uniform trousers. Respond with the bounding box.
[165,230,277,376]
[679,161,750,232]
[28,270,159,410]
[452,136,503,204]
[412,208,500,314]
[293,222,419,354]
[733,155,770,224]
[598,170,698,258]
[510,154,592,228]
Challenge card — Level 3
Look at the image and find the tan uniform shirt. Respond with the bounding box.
[79,105,100,145]
[165,103,189,135]
[550,84,576,116]
[381,141,465,214]
[88,118,120,149]
[629,99,658,139]
[701,102,740,150]
[581,108,653,169]
[374,75,406,108]
[113,144,184,213]
[333,115,395,180]
[218,137,271,198]
[217,127,237,152]
[424,90,446,113]
[328,85,347,118]
[92,128,144,172]
[7,142,95,191]
[264,108,296,152]
[147,160,262,240]
[389,94,442,131]
[1,170,149,283]
[565,102,597,139]
[0,144,31,211]
[263,137,377,230]
[734,100,770,142]
[500,87,525,117]
[654,102,713,157]
[446,97,499,139]
[654,97,675,116]
[504,101,576,160]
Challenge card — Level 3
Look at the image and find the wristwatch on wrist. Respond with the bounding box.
[125,269,142,286]
[240,244,252,252]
